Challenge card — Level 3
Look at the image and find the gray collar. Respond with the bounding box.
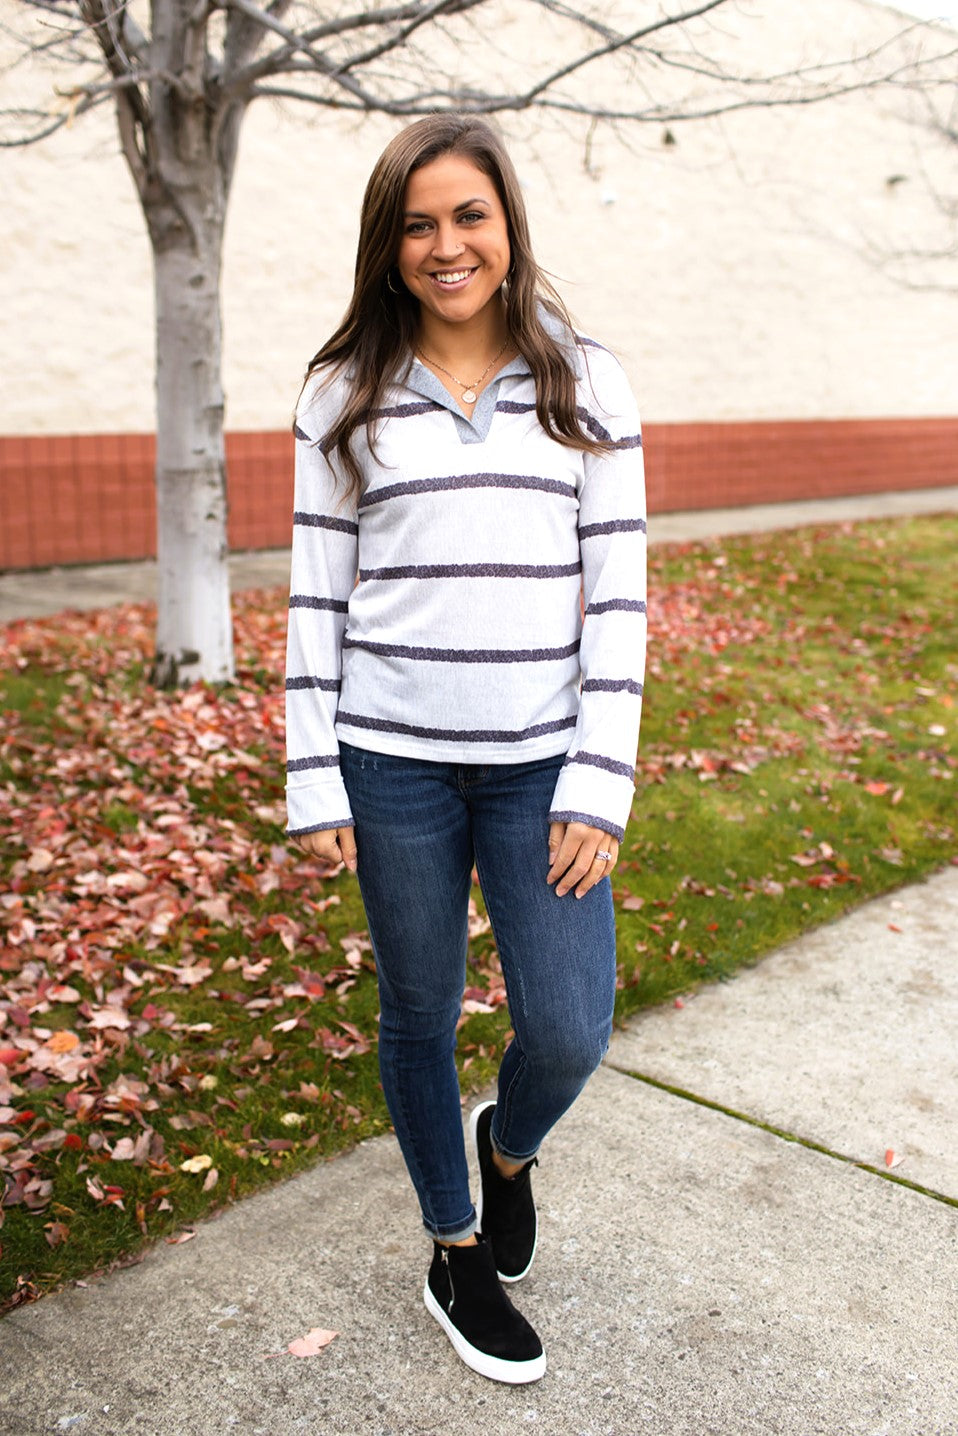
[392,299,584,442]
[402,354,529,444]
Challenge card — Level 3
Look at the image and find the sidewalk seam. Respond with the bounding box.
[610,1065,958,1210]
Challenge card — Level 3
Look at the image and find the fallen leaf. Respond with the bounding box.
[46,1030,80,1054]
[287,1327,338,1358]
[180,1154,213,1173]
[87,1007,132,1031]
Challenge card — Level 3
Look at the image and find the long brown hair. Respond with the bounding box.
[301,114,609,495]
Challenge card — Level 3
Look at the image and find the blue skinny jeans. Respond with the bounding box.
[340,742,617,1243]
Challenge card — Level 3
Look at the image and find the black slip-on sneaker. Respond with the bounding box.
[470,1100,538,1283]
[423,1236,546,1384]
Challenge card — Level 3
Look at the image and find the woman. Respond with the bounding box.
[285,114,646,1385]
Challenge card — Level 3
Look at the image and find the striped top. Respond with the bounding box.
[285,326,647,842]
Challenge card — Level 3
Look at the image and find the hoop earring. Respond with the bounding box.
[386,269,402,295]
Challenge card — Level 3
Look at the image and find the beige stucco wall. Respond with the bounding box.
[3,0,956,434]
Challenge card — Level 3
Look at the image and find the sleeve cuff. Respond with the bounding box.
[285,772,354,836]
[549,761,634,842]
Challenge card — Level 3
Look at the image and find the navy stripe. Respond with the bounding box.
[564,751,636,778]
[582,679,644,697]
[288,818,352,836]
[286,754,340,773]
[578,406,613,443]
[579,518,647,540]
[496,400,638,449]
[586,599,647,616]
[358,562,581,581]
[293,422,312,442]
[577,337,608,351]
[289,595,349,613]
[343,638,580,664]
[338,712,577,743]
[293,510,359,536]
[285,676,341,692]
[370,401,444,421]
[359,472,576,509]
[549,809,625,843]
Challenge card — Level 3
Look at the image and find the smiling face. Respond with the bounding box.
[396,153,511,336]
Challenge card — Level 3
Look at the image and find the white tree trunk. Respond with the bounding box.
[151,228,234,687]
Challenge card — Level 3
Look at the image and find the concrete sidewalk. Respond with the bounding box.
[2,869,957,1436]
[3,486,958,624]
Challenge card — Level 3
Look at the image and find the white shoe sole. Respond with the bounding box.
[423,1281,547,1384]
[469,1101,538,1284]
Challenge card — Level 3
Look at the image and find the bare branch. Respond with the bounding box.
[518,0,730,106]
[182,0,213,94]
[0,92,110,144]
[218,0,391,105]
[331,0,488,77]
[222,0,483,93]
[7,0,954,170]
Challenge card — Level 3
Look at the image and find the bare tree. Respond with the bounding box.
[868,57,958,292]
[1,0,949,684]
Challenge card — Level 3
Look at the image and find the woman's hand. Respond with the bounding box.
[547,820,618,899]
[297,826,358,873]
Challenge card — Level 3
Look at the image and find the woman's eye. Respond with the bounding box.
[460,211,484,224]
[405,221,431,235]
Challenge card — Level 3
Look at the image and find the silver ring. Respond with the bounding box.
[595,849,613,863]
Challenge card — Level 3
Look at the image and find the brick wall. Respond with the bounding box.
[1,418,956,570]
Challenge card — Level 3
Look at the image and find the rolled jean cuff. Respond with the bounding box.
[423,1208,477,1245]
[490,1124,540,1167]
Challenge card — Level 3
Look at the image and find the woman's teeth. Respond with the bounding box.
[433,269,472,284]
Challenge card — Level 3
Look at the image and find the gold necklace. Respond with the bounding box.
[416,339,510,404]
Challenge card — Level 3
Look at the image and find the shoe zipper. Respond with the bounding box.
[441,1246,455,1313]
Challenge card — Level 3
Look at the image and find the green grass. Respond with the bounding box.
[0,514,955,1310]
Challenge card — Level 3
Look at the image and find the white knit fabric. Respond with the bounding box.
[285,333,646,841]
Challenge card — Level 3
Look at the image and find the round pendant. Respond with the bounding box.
[461,388,477,404]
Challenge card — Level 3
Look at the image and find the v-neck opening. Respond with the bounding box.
[405,354,529,444]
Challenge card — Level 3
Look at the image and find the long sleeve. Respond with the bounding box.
[548,350,647,841]
[284,381,359,836]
